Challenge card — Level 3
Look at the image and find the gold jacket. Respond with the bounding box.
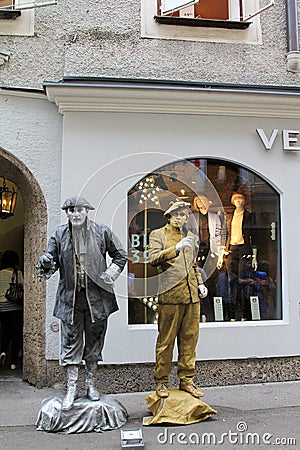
[148,224,203,304]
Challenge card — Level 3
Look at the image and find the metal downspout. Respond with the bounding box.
[286,0,300,72]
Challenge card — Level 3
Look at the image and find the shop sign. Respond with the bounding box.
[256,129,300,151]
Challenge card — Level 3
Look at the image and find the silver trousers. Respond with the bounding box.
[60,290,108,366]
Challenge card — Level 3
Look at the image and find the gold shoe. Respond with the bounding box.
[155,382,169,398]
[179,382,204,398]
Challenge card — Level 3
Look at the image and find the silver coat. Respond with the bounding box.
[38,221,127,325]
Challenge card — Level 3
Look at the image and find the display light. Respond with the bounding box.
[138,176,160,205]
[137,176,161,303]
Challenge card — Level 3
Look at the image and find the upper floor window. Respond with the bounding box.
[156,0,251,29]
[0,0,34,36]
[141,0,262,44]
[0,0,21,19]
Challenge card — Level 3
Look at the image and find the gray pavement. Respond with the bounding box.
[0,369,299,449]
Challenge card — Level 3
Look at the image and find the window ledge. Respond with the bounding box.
[0,10,21,20]
[154,15,252,30]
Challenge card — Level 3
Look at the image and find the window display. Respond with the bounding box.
[128,158,281,324]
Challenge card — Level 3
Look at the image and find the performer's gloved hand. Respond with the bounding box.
[100,263,121,286]
[198,284,208,299]
[175,236,193,253]
[100,272,114,286]
[39,253,54,269]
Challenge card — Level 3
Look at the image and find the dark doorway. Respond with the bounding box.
[0,177,24,374]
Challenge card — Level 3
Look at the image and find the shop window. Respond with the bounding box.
[128,158,281,325]
[141,0,262,44]
[0,0,34,36]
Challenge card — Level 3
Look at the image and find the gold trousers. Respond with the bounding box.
[154,302,200,384]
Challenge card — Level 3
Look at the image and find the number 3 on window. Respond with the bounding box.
[131,249,149,264]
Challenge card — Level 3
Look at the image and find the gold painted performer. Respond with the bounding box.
[149,200,208,399]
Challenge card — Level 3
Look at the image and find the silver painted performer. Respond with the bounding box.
[37,196,127,410]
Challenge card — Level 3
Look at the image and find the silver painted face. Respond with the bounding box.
[66,206,88,227]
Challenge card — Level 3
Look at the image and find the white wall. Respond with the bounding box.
[58,109,300,364]
[0,92,62,232]
[0,91,63,357]
[0,1,297,90]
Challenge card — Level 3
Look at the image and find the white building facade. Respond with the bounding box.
[0,1,299,389]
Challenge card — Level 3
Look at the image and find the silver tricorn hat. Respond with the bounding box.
[61,196,95,211]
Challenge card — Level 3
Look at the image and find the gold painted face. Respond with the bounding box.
[169,209,189,229]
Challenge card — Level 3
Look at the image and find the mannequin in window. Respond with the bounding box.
[193,195,225,270]
[251,261,272,320]
[224,192,257,320]
[238,258,256,321]
[216,261,238,321]
[193,194,225,320]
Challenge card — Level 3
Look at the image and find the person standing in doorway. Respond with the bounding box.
[0,250,23,370]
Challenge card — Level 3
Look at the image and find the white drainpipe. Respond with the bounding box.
[286,0,300,72]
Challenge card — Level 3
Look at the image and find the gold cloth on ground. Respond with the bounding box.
[143,388,217,425]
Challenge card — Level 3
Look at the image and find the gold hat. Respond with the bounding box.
[164,200,191,217]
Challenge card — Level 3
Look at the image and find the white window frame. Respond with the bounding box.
[0,0,34,36]
[141,0,262,45]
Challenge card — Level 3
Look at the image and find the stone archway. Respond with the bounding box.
[0,148,47,386]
